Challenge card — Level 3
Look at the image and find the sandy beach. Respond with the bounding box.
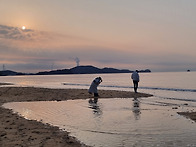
[0,86,152,147]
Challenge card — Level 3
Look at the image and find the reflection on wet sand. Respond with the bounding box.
[3,98,196,147]
[88,98,102,116]
[132,98,141,120]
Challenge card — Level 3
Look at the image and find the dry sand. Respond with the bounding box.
[0,86,152,147]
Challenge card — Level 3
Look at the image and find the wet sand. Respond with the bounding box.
[0,86,152,147]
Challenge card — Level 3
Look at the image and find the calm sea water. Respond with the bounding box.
[2,72,196,146]
[1,72,196,103]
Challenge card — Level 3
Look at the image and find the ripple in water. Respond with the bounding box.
[3,98,196,147]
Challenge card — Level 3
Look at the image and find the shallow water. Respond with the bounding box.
[1,72,196,102]
[3,98,196,147]
[1,72,196,146]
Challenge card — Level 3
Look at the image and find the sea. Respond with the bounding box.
[2,72,196,147]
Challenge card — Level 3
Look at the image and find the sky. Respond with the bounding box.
[0,0,196,72]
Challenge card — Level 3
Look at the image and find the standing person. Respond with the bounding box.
[88,77,102,97]
[131,70,140,93]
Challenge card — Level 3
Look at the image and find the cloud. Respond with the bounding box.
[0,24,99,51]
[1,24,196,72]
[0,25,35,40]
[0,24,100,71]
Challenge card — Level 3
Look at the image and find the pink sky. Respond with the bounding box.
[0,0,196,72]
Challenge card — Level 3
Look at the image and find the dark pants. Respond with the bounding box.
[133,80,138,93]
[94,93,99,97]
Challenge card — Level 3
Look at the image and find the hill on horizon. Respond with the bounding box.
[0,65,151,76]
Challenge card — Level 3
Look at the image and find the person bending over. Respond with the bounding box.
[88,77,102,97]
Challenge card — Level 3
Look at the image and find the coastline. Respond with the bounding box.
[0,86,152,147]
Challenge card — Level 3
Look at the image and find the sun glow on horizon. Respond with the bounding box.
[22,26,26,30]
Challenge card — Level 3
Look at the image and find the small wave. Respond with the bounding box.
[157,96,196,102]
[62,83,196,93]
[62,83,90,86]
[140,87,196,92]
[83,129,139,136]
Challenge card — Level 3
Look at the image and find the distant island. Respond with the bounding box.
[0,65,151,76]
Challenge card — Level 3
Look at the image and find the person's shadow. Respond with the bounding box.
[132,98,141,120]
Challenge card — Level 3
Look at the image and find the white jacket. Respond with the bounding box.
[88,77,102,93]
[131,71,140,82]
